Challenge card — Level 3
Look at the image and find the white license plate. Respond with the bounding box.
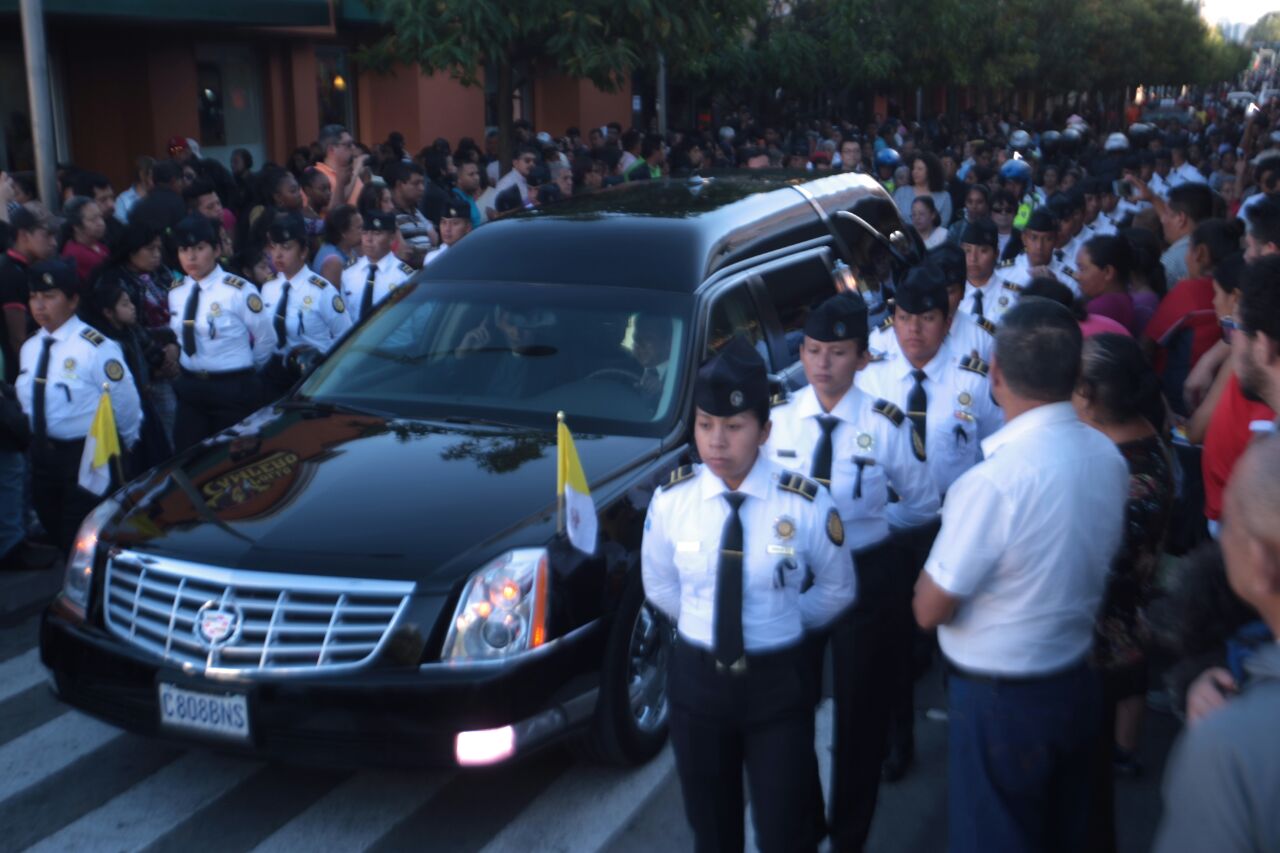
[157,682,251,741]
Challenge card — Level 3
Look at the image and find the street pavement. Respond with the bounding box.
[0,592,1179,852]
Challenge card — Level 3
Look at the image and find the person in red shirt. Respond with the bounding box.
[58,195,109,285]
[1202,372,1274,528]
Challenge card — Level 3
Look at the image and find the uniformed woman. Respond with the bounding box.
[261,212,353,396]
[641,337,854,853]
[167,215,274,449]
[16,260,141,552]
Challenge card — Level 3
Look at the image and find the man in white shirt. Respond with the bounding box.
[489,146,538,216]
[914,300,1129,853]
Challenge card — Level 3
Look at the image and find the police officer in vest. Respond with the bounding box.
[341,211,414,324]
[261,212,353,396]
[767,293,939,850]
[16,260,142,552]
[168,215,274,449]
[642,337,854,853]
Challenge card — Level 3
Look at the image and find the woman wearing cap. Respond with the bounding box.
[642,338,854,853]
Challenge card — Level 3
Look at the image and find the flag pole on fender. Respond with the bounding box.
[556,411,598,555]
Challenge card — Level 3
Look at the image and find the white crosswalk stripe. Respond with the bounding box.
[250,769,452,853]
[26,751,262,852]
[0,712,120,803]
[0,649,46,704]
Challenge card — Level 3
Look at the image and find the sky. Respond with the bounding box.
[1199,0,1274,27]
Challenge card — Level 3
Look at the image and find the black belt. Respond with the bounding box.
[181,367,253,381]
[34,436,85,450]
[944,655,1089,686]
[677,637,802,677]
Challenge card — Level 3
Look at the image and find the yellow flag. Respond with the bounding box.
[556,412,597,555]
[78,389,121,496]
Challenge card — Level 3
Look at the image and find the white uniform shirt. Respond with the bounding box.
[1167,163,1206,188]
[641,457,855,653]
[1051,246,1083,296]
[870,310,995,363]
[1083,215,1118,238]
[995,253,1079,298]
[167,265,274,373]
[16,316,142,446]
[767,385,939,550]
[261,269,352,355]
[924,402,1128,675]
[1149,172,1171,200]
[856,341,1003,496]
[959,275,1021,324]
[340,252,413,323]
[424,242,450,266]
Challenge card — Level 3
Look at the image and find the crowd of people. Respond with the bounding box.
[0,81,1279,851]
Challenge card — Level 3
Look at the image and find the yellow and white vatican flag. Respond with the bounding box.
[556,411,597,555]
[78,387,122,496]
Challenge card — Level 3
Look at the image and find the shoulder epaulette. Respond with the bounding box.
[998,258,1016,268]
[168,275,185,290]
[872,398,905,426]
[975,316,997,335]
[877,315,894,331]
[1002,280,1023,293]
[222,273,246,290]
[343,256,360,270]
[959,354,990,377]
[868,350,887,363]
[777,472,819,502]
[79,327,105,347]
[307,274,329,288]
[398,261,414,275]
[662,464,696,491]
[770,390,788,408]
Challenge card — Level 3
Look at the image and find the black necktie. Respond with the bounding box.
[32,336,53,439]
[810,414,838,486]
[361,262,377,319]
[972,288,984,319]
[181,283,201,356]
[714,492,747,668]
[907,369,928,460]
[274,281,291,348]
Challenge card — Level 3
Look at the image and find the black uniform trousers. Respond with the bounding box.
[668,638,816,853]
[30,437,99,555]
[885,519,942,759]
[825,540,900,852]
[174,369,263,451]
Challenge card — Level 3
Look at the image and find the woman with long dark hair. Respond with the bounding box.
[892,152,952,226]
[1078,235,1138,334]
[312,204,362,288]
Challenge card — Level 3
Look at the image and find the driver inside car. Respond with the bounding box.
[451,305,564,399]
[632,313,674,406]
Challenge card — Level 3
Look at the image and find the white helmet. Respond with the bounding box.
[1104,132,1129,152]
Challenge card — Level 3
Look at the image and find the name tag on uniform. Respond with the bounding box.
[767,545,795,556]
[676,541,701,553]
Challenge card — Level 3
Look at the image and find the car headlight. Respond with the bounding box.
[443,548,549,661]
[61,498,120,617]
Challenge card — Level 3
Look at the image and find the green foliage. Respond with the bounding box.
[1246,11,1280,46]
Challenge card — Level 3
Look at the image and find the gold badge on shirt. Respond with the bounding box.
[63,358,76,371]
[857,433,873,450]
[774,516,796,540]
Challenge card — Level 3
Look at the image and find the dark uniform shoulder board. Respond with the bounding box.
[769,390,788,408]
[959,354,990,377]
[104,359,125,382]
[1002,280,1023,293]
[826,508,845,546]
[778,472,819,502]
[344,256,360,270]
[872,398,905,426]
[79,327,105,347]
[398,261,414,275]
[663,464,697,491]
[169,275,185,290]
[308,274,329,288]
[877,315,894,331]
[975,316,997,335]
[246,293,264,313]
[868,350,887,363]
[999,258,1015,268]
[222,274,247,290]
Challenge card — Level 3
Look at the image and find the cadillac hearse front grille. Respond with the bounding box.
[102,550,415,676]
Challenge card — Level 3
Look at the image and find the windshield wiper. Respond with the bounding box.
[279,397,398,419]
[440,415,528,429]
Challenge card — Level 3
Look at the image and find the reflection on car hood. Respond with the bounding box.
[109,407,659,589]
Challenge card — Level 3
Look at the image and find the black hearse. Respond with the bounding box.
[40,173,911,767]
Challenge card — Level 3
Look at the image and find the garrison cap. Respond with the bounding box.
[803,292,868,342]
[362,211,397,232]
[27,259,78,297]
[893,264,949,315]
[173,215,217,248]
[1048,189,1083,217]
[927,243,967,289]
[1024,207,1059,234]
[960,218,998,250]
[694,337,769,417]
[440,198,471,222]
[9,207,48,234]
[267,212,307,245]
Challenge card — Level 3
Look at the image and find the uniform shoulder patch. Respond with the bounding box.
[871,398,905,426]
[975,316,997,335]
[662,464,697,491]
[343,256,361,270]
[332,294,346,314]
[397,262,414,275]
[222,274,247,290]
[826,508,845,546]
[1002,280,1023,293]
[778,472,819,502]
[104,359,125,381]
[79,327,105,347]
[307,274,329,288]
[877,315,894,331]
[959,354,990,377]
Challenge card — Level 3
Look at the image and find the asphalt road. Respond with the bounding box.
[0,602,1179,852]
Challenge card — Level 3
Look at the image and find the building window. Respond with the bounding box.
[194,45,266,172]
[316,47,354,130]
[483,61,533,129]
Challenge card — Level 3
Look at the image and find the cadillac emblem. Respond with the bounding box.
[193,600,243,648]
